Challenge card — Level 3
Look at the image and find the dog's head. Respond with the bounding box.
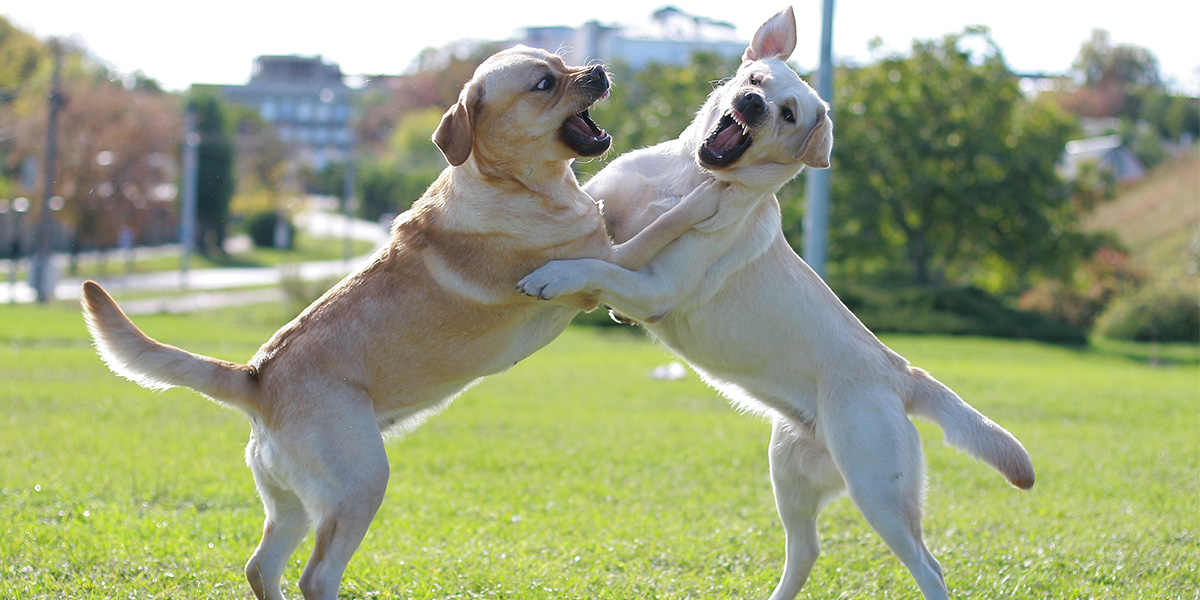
[693,7,832,184]
[433,46,612,171]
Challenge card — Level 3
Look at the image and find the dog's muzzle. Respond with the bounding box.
[698,91,765,169]
[560,65,612,157]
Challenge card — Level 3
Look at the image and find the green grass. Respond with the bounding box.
[0,303,1196,599]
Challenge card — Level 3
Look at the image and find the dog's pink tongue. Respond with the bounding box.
[712,123,746,155]
[566,114,597,138]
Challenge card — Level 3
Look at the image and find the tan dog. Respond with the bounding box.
[519,8,1034,600]
[81,46,717,600]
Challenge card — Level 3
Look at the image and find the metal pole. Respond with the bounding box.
[342,145,356,268]
[33,39,64,303]
[803,0,835,279]
[179,109,199,288]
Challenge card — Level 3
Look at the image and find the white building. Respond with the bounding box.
[519,6,746,69]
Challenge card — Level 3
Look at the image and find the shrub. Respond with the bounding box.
[1095,280,1200,342]
[246,211,296,249]
[835,283,1087,343]
[1018,246,1144,330]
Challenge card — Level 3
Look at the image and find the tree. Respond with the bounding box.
[5,35,181,255]
[1072,29,1162,90]
[829,28,1081,289]
[187,93,236,254]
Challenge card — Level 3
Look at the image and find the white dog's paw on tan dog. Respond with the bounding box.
[521,7,1033,600]
[82,46,717,600]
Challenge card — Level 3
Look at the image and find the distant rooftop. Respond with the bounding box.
[250,55,345,84]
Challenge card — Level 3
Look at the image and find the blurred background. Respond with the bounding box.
[0,1,1196,344]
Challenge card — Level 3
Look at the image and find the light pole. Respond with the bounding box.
[33,39,64,303]
[803,0,835,279]
[9,197,29,303]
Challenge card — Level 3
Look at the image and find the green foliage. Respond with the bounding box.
[829,28,1082,289]
[836,282,1087,343]
[1095,279,1200,342]
[356,158,437,222]
[1072,29,1162,89]
[244,211,295,249]
[345,108,449,221]
[0,304,1196,598]
[187,92,237,254]
[0,16,45,91]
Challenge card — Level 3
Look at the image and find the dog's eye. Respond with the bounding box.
[533,77,554,92]
[782,107,795,123]
[749,75,762,86]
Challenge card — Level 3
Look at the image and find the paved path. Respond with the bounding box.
[1,209,389,313]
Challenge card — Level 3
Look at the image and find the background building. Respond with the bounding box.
[518,6,746,69]
[217,55,357,168]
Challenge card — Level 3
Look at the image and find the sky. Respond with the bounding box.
[4,0,1198,95]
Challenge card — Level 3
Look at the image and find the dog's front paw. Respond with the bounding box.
[518,261,588,301]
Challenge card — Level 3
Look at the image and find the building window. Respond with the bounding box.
[261,99,278,122]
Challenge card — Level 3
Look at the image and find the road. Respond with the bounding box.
[0,209,390,313]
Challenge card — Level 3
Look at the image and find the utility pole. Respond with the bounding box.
[179,109,199,288]
[33,39,64,303]
[803,0,835,279]
[342,150,356,268]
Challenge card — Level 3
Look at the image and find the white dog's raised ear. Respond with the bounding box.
[743,7,797,63]
[798,104,833,169]
[433,82,484,167]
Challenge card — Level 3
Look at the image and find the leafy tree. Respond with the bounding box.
[4,33,180,255]
[829,27,1081,289]
[187,92,236,254]
[1072,29,1162,90]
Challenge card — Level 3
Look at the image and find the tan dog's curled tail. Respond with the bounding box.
[906,368,1035,490]
[81,281,260,414]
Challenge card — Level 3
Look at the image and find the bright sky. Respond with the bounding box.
[4,0,1198,95]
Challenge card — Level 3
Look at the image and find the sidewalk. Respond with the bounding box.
[1,208,389,312]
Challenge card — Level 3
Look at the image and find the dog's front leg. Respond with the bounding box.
[608,179,722,270]
[518,258,683,324]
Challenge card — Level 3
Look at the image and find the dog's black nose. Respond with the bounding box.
[734,92,767,124]
[580,64,609,96]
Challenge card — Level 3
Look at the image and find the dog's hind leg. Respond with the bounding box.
[820,391,948,600]
[765,418,844,600]
[246,481,311,600]
[291,398,391,600]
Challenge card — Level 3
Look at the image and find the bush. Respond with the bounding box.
[835,283,1087,343]
[245,211,296,249]
[1095,280,1200,342]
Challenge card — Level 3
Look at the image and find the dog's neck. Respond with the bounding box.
[464,154,584,206]
[433,158,595,237]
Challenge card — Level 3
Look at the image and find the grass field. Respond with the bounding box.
[1,301,1196,599]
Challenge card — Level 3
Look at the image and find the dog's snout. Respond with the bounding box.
[734,92,767,124]
[586,64,606,82]
[581,65,609,93]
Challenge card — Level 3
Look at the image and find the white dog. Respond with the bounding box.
[519,8,1034,600]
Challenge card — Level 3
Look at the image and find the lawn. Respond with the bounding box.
[0,302,1196,599]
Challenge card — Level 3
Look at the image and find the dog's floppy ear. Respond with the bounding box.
[743,7,797,63]
[433,82,484,167]
[798,104,833,169]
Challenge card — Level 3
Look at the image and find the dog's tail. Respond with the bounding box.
[81,281,261,414]
[905,367,1035,490]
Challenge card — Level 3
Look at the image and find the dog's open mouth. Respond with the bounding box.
[698,110,753,168]
[561,107,611,157]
